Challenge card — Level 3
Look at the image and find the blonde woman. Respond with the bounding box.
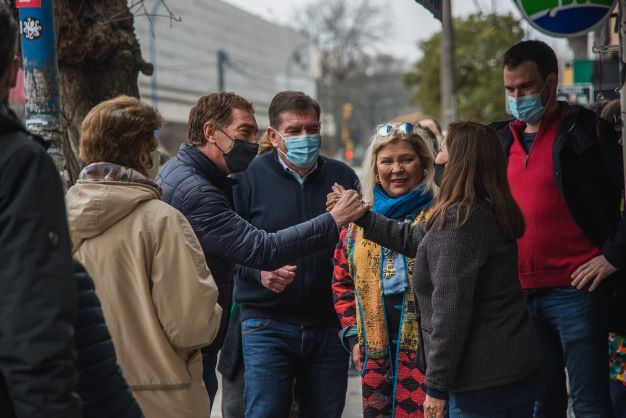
[332,122,435,417]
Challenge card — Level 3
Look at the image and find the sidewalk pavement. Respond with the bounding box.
[210,374,363,417]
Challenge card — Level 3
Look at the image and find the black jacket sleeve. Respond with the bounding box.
[0,144,81,417]
[187,183,339,271]
[73,260,143,418]
[596,122,626,269]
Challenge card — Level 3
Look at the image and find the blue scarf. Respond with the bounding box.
[372,184,433,220]
[371,184,433,295]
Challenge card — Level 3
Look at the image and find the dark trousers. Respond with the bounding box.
[202,347,219,410]
[222,366,245,418]
[448,370,541,417]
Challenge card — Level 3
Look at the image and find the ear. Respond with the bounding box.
[138,146,151,171]
[203,122,217,144]
[547,72,558,90]
[267,127,280,148]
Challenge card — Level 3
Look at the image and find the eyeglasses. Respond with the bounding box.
[376,122,416,137]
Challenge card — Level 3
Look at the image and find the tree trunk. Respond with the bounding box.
[55,0,143,183]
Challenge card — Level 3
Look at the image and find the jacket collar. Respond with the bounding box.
[268,148,325,183]
[178,143,237,191]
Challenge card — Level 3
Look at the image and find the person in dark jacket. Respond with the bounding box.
[490,40,626,418]
[156,91,367,410]
[233,91,360,418]
[73,260,143,418]
[0,6,80,417]
[333,122,542,418]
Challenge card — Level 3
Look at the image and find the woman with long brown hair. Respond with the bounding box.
[331,121,541,417]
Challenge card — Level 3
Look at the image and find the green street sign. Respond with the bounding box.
[516,0,615,37]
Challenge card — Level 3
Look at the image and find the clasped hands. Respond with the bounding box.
[326,183,370,229]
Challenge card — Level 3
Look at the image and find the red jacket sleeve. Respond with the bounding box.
[332,227,357,330]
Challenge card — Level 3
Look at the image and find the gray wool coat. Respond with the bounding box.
[360,204,541,393]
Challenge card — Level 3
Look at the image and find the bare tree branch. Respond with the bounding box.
[294,0,387,81]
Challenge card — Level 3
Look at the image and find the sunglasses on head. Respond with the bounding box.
[376,122,416,137]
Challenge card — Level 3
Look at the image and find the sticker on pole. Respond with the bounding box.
[21,17,43,40]
[515,0,616,37]
[15,0,41,8]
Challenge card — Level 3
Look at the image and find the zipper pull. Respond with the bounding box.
[524,154,529,168]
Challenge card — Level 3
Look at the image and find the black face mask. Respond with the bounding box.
[434,163,446,187]
[223,138,258,173]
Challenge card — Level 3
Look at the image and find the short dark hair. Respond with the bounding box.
[0,5,18,76]
[269,91,320,129]
[503,40,558,81]
[187,92,254,146]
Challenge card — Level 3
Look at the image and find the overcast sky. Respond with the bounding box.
[222,0,572,64]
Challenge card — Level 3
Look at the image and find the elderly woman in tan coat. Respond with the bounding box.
[66,96,222,418]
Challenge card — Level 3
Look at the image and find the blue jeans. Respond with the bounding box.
[448,370,541,417]
[241,318,348,418]
[527,286,613,418]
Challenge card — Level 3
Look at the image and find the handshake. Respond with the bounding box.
[326,183,370,229]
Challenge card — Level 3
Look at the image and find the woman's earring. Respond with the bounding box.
[423,169,428,178]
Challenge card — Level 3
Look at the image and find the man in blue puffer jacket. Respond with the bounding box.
[156,92,366,410]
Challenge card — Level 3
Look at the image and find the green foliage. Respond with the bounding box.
[404,13,524,124]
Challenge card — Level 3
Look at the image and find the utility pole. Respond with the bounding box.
[217,49,228,92]
[17,0,66,184]
[440,0,458,128]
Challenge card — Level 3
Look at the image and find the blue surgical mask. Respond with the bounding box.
[275,130,321,167]
[507,81,550,123]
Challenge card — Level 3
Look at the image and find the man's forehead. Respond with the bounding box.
[278,108,319,128]
[229,108,257,128]
[504,60,540,78]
